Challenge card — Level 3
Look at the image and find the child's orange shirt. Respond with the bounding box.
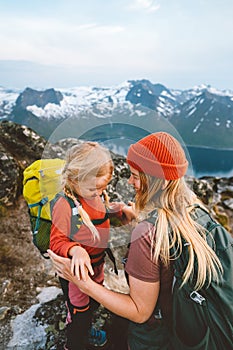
[50,195,110,265]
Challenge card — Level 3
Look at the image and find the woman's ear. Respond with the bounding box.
[162,180,169,190]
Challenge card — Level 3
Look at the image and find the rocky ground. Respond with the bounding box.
[0,196,131,350]
[0,197,55,348]
[1,178,233,349]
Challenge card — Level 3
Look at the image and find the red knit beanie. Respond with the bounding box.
[126,132,188,180]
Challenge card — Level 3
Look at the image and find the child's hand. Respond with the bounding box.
[68,245,94,281]
[47,250,91,290]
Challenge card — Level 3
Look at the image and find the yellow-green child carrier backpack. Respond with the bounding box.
[23,158,65,257]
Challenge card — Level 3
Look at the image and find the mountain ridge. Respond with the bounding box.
[0,79,232,149]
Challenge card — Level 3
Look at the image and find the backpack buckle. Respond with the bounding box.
[40,197,48,205]
[154,308,163,320]
[190,291,205,305]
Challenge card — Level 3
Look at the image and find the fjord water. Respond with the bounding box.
[49,118,233,179]
[80,122,233,178]
[104,140,233,178]
[187,146,233,178]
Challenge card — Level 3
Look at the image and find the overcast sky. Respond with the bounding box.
[0,0,232,90]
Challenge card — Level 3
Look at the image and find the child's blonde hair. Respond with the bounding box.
[62,142,113,241]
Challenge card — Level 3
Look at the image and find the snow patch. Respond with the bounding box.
[7,287,62,350]
[226,120,231,128]
[188,107,197,116]
[161,90,176,100]
[193,123,201,133]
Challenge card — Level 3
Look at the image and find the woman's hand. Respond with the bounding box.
[64,245,93,281]
[48,249,74,279]
[108,201,125,215]
[47,249,92,288]
[122,201,136,222]
[109,201,136,224]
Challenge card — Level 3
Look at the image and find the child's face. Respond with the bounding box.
[75,174,111,199]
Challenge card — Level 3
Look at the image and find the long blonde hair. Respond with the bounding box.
[135,173,223,290]
[62,142,113,241]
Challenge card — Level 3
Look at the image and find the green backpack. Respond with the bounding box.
[170,205,233,350]
[126,206,232,350]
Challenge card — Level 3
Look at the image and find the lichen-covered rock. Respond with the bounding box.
[0,121,61,208]
[0,145,20,207]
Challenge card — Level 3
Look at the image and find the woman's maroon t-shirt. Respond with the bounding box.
[125,220,173,320]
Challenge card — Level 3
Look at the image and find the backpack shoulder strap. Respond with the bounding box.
[50,192,75,210]
[50,193,110,239]
[51,193,117,273]
[50,192,83,240]
[144,208,158,225]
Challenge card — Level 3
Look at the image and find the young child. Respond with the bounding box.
[50,141,122,350]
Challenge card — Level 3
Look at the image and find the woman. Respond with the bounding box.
[49,132,223,350]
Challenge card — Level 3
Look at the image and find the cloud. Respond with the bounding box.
[128,0,160,13]
[0,15,125,66]
[84,24,125,34]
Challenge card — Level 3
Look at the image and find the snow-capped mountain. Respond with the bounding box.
[14,82,132,120]
[125,80,178,118]
[0,80,233,149]
[172,87,233,148]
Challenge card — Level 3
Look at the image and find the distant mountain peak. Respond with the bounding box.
[14,87,63,109]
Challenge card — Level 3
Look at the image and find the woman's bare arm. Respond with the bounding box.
[48,249,159,323]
